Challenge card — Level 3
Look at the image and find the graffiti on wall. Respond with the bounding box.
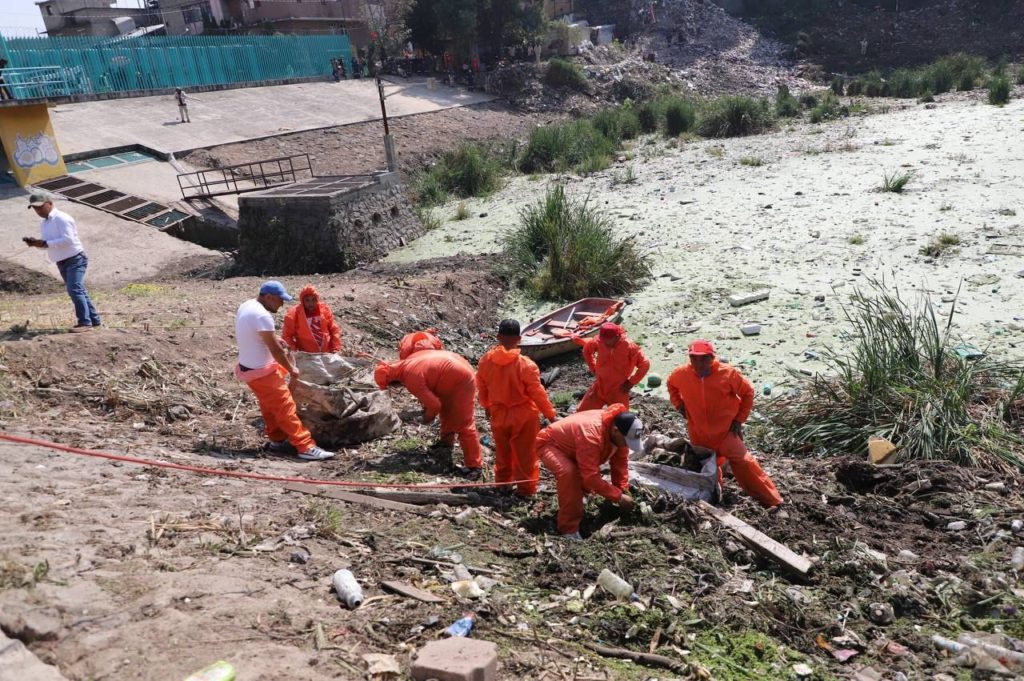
[12,132,61,170]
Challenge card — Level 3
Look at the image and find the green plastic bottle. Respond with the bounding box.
[184,661,236,681]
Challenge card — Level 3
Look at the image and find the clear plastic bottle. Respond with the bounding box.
[444,613,476,637]
[1012,546,1024,572]
[597,568,635,600]
[332,569,364,609]
[184,661,236,681]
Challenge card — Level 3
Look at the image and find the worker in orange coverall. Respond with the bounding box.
[536,404,642,539]
[666,339,783,509]
[281,285,342,353]
[374,349,482,478]
[476,319,558,497]
[572,323,650,411]
[398,329,444,359]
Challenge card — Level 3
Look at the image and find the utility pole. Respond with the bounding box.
[376,76,398,173]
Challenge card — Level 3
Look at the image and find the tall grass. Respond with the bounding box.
[662,97,697,136]
[809,92,849,123]
[503,185,652,301]
[414,143,504,206]
[989,76,1011,106]
[846,53,989,99]
[591,106,642,143]
[518,120,617,174]
[696,96,774,138]
[767,281,1024,471]
[546,58,587,90]
[774,85,800,118]
[879,170,912,193]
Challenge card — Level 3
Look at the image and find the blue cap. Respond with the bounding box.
[259,280,293,301]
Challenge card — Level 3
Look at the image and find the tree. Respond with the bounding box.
[361,0,415,62]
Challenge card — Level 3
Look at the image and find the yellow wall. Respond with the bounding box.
[0,104,67,187]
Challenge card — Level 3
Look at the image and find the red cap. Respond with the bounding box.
[599,322,623,340]
[688,339,715,356]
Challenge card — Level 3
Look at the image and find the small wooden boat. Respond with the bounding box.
[520,297,626,361]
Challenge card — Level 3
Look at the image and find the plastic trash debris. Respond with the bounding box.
[597,568,636,601]
[444,613,476,637]
[453,508,476,525]
[480,435,495,448]
[332,569,364,609]
[1012,547,1024,572]
[792,662,813,678]
[762,382,773,396]
[947,521,967,531]
[741,323,762,336]
[451,580,485,599]
[1012,519,1023,534]
[184,661,236,681]
[867,602,894,625]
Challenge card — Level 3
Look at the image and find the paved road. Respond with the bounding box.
[51,79,493,157]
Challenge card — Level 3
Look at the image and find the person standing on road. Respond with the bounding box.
[572,323,650,411]
[535,404,641,539]
[476,319,557,498]
[174,87,190,123]
[234,281,335,461]
[282,285,342,354]
[666,339,782,510]
[23,194,100,332]
[374,349,482,478]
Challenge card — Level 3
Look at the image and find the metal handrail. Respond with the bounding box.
[177,153,316,200]
[0,66,75,100]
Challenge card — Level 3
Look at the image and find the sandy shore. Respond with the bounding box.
[388,89,1024,395]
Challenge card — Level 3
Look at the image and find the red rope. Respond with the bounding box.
[0,432,529,490]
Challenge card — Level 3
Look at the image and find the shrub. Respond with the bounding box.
[612,77,654,102]
[414,143,505,206]
[774,85,800,118]
[848,234,865,245]
[957,72,975,91]
[846,79,863,96]
[662,97,696,136]
[637,102,660,133]
[591,107,642,143]
[454,202,470,221]
[830,76,845,95]
[809,92,849,123]
[888,69,920,98]
[879,170,912,193]
[503,185,652,301]
[919,232,960,257]
[989,76,1010,105]
[739,156,764,167]
[925,61,954,94]
[767,280,1024,471]
[545,58,587,90]
[696,96,774,138]
[860,71,885,97]
[799,92,819,109]
[1017,67,1024,86]
[415,206,442,231]
[519,120,616,174]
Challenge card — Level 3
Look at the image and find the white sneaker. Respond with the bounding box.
[298,446,335,461]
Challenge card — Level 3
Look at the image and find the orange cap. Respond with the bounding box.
[688,339,715,356]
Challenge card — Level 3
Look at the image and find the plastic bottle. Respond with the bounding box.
[444,613,476,637]
[597,568,635,600]
[1012,546,1024,572]
[184,661,236,681]
[332,569,364,609]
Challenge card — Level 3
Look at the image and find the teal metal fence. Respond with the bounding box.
[0,33,351,99]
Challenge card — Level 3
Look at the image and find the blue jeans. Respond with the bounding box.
[56,252,100,327]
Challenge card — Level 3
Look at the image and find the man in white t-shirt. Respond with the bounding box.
[23,193,101,333]
[234,281,334,461]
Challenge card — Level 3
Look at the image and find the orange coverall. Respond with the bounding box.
[476,345,557,496]
[536,404,630,535]
[398,329,444,359]
[281,286,342,353]
[573,335,650,411]
[375,350,482,468]
[236,364,315,453]
[666,360,782,508]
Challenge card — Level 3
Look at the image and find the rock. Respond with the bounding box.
[412,638,498,681]
[0,631,67,681]
[1012,519,1023,533]
[728,289,770,307]
[0,610,62,643]
[947,521,967,531]
[814,294,825,302]
[792,662,813,678]
[867,602,894,625]
[289,549,310,564]
[741,323,762,336]
[868,436,898,465]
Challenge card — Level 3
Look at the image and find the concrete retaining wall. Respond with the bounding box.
[236,174,424,274]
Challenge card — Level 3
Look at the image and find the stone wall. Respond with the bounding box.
[237,173,425,274]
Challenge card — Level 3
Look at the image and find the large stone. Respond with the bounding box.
[0,630,68,680]
[0,608,62,643]
[411,638,498,681]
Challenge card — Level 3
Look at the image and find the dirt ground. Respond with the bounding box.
[180,102,555,180]
[1,250,1022,680]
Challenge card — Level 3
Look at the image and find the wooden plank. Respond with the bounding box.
[357,489,479,506]
[380,580,445,603]
[284,482,428,515]
[697,500,812,575]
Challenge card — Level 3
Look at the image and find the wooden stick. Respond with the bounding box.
[581,641,688,673]
[696,500,812,575]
